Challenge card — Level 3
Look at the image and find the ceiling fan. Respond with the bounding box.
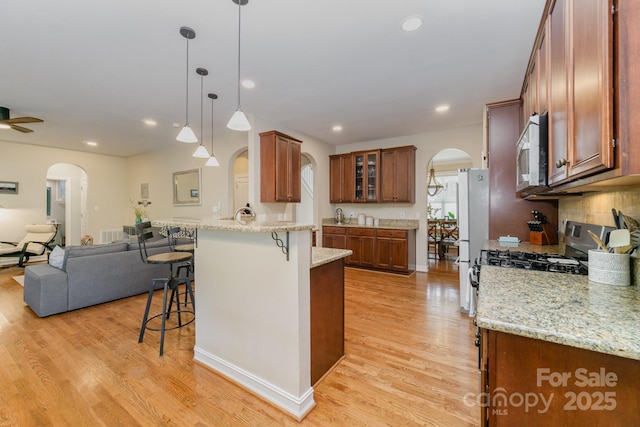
[0,106,44,133]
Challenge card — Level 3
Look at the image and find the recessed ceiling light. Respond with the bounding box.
[86,141,98,147]
[332,125,343,132]
[143,119,157,126]
[435,105,450,113]
[241,79,255,89]
[0,124,10,130]
[401,16,423,32]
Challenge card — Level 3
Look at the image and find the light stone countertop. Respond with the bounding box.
[153,218,314,233]
[322,218,419,230]
[477,265,640,361]
[311,247,352,268]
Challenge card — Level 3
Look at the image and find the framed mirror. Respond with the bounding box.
[173,168,201,206]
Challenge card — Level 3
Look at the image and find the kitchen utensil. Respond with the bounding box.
[587,230,609,252]
[622,213,640,232]
[612,208,621,229]
[609,229,631,254]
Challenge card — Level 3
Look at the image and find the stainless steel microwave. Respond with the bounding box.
[516,113,548,193]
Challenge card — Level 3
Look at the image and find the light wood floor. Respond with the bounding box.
[0,260,478,426]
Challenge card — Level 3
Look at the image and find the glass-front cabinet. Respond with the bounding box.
[353,150,379,202]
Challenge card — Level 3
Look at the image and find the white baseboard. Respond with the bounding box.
[194,346,315,420]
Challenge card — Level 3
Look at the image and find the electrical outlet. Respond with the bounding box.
[400,212,405,219]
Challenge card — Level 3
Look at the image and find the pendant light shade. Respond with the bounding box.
[193,68,210,158]
[177,26,198,143]
[206,93,220,167]
[426,161,444,197]
[227,0,251,131]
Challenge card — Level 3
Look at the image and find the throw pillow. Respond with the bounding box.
[49,245,65,269]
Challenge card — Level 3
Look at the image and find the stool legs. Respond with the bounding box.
[138,276,195,357]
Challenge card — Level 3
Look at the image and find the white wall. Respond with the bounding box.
[0,140,127,243]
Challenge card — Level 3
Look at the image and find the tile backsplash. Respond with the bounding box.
[558,188,640,229]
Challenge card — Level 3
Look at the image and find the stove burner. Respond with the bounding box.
[479,250,587,275]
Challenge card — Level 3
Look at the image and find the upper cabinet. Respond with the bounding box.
[380,146,417,203]
[329,153,354,203]
[547,0,614,186]
[260,130,302,203]
[329,145,416,204]
[353,151,379,203]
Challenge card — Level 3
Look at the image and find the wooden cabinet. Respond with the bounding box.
[486,100,558,241]
[310,257,345,385]
[329,153,354,203]
[346,228,375,267]
[380,146,416,203]
[481,329,640,426]
[322,226,347,250]
[323,226,415,273]
[260,130,302,203]
[353,150,379,203]
[374,229,411,272]
[545,0,614,186]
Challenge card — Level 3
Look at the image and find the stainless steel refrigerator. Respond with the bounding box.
[457,168,489,313]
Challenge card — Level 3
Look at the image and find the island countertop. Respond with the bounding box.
[311,247,352,268]
[477,265,640,361]
[153,218,314,233]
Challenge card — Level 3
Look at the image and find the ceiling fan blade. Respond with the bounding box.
[3,117,44,124]
[10,124,34,133]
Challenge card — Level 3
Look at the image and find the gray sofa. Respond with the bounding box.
[23,238,190,317]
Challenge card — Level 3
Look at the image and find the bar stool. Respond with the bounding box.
[136,222,195,356]
[168,227,196,315]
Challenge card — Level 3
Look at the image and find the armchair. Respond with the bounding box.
[0,224,57,267]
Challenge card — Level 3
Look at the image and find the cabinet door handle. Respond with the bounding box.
[555,158,569,168]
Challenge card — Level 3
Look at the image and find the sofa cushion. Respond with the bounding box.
[63,242,128,270]
[49,245,65,269]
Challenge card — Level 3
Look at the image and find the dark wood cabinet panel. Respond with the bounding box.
[548,0,569,185]
[537,22,549,115]
[483,330,640,426]
[329,154,354,203]
[380,146,416,203]
[260,130,302,203]
[346,228,375,267]
[546,0,614,185]
[486,100,558,241]
[322,226,347,250]
[310,258,344,385]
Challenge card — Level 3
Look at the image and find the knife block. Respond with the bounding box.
[530,224,557,245]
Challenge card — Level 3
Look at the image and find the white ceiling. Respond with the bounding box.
[0,0,545,157]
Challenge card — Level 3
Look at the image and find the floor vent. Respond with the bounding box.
[99,229,123,244]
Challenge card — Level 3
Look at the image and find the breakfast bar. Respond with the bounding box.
[153,219,350,420]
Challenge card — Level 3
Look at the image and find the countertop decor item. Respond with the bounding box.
[588,249,630,286]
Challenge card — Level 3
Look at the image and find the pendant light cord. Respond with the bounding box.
[185,38,190,125]
[200,73,204,144]
[211,97,214,152]
[236,1,242,110]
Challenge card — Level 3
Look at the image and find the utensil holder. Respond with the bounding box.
[529,224,557,245]
[632,255,640,286]
[588,249,630,286]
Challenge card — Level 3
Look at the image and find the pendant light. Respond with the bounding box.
[205,93,220,167]
[426,160,444,197]
[193,68,211,158]
[227,0,251,131]
[176,26,198,143]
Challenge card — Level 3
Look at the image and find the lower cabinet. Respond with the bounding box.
[346,228,375,267]
[481,329,640,426]
[374,229,409,271]
[322,226,346,249]
[323,226,415,273]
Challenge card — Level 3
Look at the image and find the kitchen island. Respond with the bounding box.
[476,265,640,426]
[153,219,350,420]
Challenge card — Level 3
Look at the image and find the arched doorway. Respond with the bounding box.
[46,163,88,246]
[294,153,315,225]
[426,149,472,261]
